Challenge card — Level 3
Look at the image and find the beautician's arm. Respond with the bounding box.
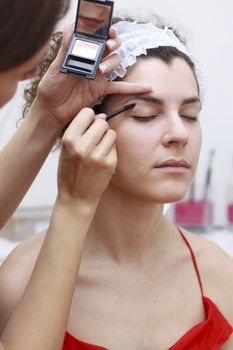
[0,26,151,228]
[0,108,116,350]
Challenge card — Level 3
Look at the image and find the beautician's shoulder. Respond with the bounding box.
[183,229,233,324]
[0,232,45,334]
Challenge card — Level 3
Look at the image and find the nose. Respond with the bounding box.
[162,113,189,147]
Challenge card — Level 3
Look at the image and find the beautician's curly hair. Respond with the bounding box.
[23,31,63,120]
[22,12,199,145]
[0,0,69,72]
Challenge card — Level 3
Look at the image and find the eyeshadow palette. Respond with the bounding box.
[60,0,114,79]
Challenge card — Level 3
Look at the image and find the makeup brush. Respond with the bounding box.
[106,103,136,121]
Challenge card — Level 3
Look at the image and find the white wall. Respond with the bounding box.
[1,0,233,225]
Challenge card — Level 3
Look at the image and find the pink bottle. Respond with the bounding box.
[174,200,213,227]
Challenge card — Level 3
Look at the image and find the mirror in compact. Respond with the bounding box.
[60,0,114,79]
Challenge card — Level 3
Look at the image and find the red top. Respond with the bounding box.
[63,228,233,350]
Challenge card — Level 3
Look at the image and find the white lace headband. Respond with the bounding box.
[107,21,204,98]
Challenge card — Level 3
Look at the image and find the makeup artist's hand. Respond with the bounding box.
[35,25,151,128]
[57,108,117,204]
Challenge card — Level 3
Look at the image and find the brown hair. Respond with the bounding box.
[0,0,69,72]
[23,31,63,120]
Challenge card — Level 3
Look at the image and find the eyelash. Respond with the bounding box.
[131,115,198,123]
[180,115,198,122]
[131,115,158,122]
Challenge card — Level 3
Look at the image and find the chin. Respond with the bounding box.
[159,180,191,202]
[145,187,189,204]
[162,193,187,204]
[128,188,188,205]
[110,176,190,204]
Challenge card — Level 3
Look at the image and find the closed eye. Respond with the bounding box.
[131,115,159,122]
[180,115,199,122]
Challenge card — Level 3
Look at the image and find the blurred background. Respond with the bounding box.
[1,0,233,261]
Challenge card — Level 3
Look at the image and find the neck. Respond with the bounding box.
[86,185,175,264]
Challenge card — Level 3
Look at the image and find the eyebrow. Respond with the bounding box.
[125,94,163,105]
[181,97,201,107]
[124,94,201,107]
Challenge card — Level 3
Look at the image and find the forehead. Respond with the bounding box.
[104,57,200,111]
[129,57,198,94]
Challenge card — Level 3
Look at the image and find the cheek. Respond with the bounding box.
[117,134,145,159]
[115,126,147,158]
[115,142,141,176]
[114,125,158,176]
[187,125,202,178]
[193,126,202,161]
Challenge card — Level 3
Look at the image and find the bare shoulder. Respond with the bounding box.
[183,229,233,324]
[183,229,233,282]
[0,232,46,334]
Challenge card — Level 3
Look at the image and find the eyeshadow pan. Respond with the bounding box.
[72,40,99,60]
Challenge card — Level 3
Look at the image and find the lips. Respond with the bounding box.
[155,159,190,168]
[79,16,104,29]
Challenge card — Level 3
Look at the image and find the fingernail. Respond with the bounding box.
[111,26,117,35]
[96,113,107,120]
[99,63,108,74]
[107,39,117,50]
[140,84,153,91]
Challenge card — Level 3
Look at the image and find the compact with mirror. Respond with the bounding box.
[61,0,114,79]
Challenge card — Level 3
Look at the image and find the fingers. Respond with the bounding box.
[82,118,110,152]
[93,129,117,157]
[99,53,122,75]
[104,81,153,96]
[58,107,117,202]
[105,145,117,167]
[104,36,121,57]
[100,25,121,72]
[68,108,96,136]
[104,26,120,52]
[108,26,117,40]
[62,108,115,158]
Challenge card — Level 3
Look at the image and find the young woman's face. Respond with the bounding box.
[0,43,47,108]
[105,57,202,203]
